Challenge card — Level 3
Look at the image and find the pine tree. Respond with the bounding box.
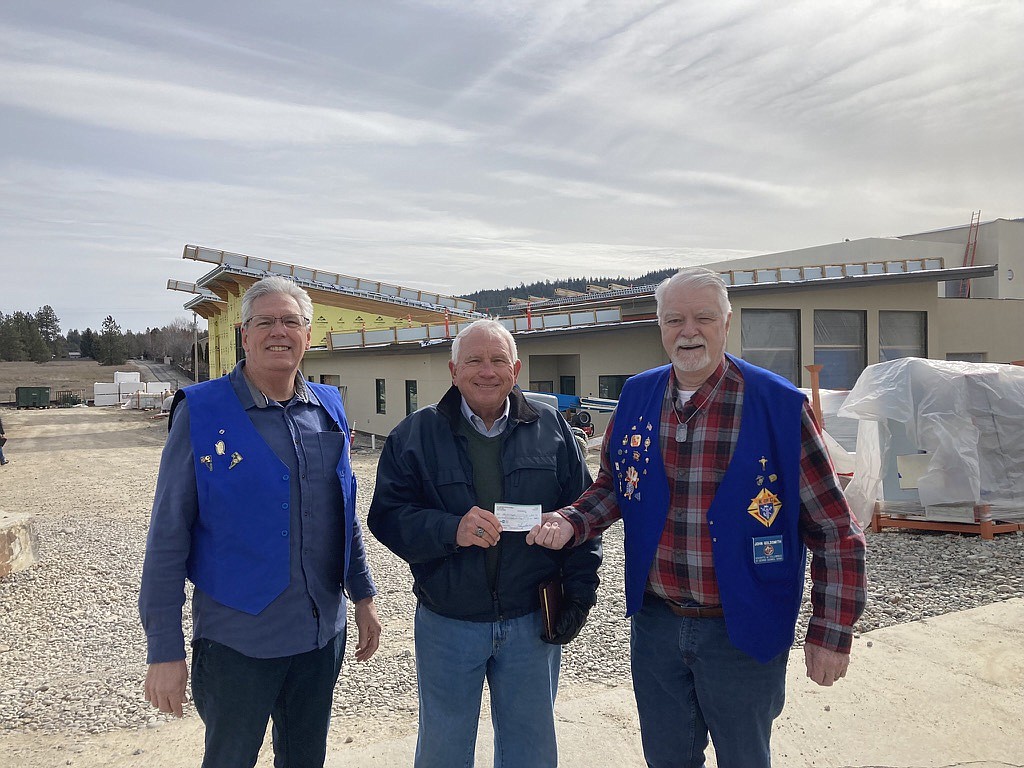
[80,328,95,359]
[96,316,128,366]
[35,305,61,357]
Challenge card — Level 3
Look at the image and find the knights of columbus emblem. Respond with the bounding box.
[748,487,781,527]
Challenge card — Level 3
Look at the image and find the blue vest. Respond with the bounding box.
[611,355,807,662]
[184,377,356,615]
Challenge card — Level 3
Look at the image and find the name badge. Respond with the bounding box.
[494,503,542,532]
[752,536,784,564]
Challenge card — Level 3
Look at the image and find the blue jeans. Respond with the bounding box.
[630,597,788,768]
[191,634,346,768]
[414,604,561,768]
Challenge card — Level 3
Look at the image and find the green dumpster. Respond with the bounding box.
[15,386,51,409]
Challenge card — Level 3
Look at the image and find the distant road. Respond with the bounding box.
[133,359,194,390]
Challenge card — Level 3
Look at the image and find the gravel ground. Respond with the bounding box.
[1,407,1023,740]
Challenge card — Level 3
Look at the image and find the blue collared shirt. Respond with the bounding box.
[459,394,510,437]
[139,362,376,663]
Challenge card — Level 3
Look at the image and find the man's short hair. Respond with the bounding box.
[655,267,732,321]
[451,319,518,364]
[241,275,315,325]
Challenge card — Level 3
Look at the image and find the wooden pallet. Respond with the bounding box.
[871,502,1023,540]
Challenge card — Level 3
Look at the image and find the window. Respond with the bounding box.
[375,379,386,414]
[529,380,554,392]
[814,310,866,389]
[879,311,927,361]
[560,376,576,396]
[235,325,244,361]
[405,380,418,415]
[740,309,801,385]
[599,374,632,400]
[946,352,986,363]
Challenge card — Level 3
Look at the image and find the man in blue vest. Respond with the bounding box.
[528,267,866,768]
[139,275,381,768]
[369,319,601,768]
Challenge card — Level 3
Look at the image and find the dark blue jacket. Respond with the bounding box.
[369,385,601,621]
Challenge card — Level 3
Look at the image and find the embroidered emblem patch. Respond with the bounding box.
[752,535,784,564]
[747,488,781,527]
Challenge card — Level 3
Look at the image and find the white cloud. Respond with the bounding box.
[493,170,677,208]
[0,1,1021,332]
[0,61,471,146]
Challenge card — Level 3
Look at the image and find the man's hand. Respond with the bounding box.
[804,643,850,686]
[144,660,188,718]
[353,597,382,662]
[541,599,590,645]
[526,511,574,550]
[456,506,502,548]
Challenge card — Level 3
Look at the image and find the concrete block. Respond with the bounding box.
[0,512,40,577]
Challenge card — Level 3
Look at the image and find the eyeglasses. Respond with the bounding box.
[245,314,309,330]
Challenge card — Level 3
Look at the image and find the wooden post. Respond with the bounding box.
[805,364,824,429]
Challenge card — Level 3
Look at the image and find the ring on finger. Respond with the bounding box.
[475,527,485,538]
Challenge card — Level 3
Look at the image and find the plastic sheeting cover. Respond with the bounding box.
[838,357,1024,525]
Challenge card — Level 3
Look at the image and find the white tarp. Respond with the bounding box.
[838,357,1024,526]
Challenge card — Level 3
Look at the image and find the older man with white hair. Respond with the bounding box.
[369,318,601,768]
[529,266,866,768]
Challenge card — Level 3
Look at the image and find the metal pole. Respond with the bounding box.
[193,311,199,381]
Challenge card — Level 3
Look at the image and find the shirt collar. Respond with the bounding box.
[671,356,731,410]
[234,360,311,409]
[459,394,510,437]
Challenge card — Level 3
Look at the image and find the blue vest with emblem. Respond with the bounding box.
[611,354,806,662]
[184,377,357,615]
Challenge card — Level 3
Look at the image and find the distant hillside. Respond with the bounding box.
[462,269,678,315]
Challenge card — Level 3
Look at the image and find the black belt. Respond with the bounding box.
[647,593,724,618]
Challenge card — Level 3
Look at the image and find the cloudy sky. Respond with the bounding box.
[1,1,1021,331]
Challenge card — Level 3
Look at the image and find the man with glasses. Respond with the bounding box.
[139,275,381,767]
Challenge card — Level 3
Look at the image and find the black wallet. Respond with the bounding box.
[538,579,563,640]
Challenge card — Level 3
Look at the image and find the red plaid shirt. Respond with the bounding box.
[565,358,866,653]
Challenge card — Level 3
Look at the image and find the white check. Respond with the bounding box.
[494,503,542,532]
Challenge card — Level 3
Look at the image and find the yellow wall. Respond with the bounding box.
[206,293,421,378]
[308,302,420,348]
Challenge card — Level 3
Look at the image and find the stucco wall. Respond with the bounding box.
[297,275,1021,438]
[929,298,1024,363]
